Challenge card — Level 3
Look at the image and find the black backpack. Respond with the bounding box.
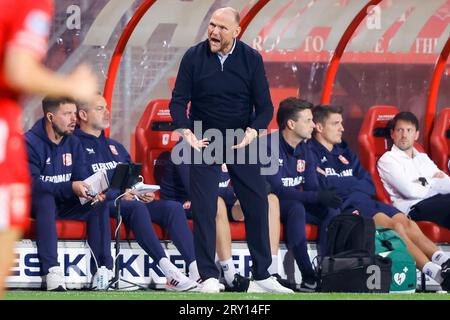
[319,211,391,293]
[326,211,375,256]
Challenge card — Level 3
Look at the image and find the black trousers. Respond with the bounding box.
[189,147,271,281]
[409,194,450,229]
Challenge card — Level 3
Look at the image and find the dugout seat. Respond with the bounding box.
[358,105,399,204]
[267,87,299,131]
[135,99,179,185]
[358,105,450,243]
[430,107,450,175]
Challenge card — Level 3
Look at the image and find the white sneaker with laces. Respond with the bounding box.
[46,266,66,291]
[247,276,294,293]
[165,268,198,292]
[197,278,221,293]
[92,266,114,290]
[193,277,225,292]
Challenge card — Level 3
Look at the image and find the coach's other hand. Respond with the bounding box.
[181,129,209,151]
[232,127,258,149]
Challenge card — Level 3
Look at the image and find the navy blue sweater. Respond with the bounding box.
[170,39,273,131]
[25,119,89,208]
[265,133,320,204]
[309,139,376,198]
[74,128,130,199]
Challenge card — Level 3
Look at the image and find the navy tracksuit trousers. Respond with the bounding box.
[109,199,196,266]
[190,160,271,281]
[31,192,112,276]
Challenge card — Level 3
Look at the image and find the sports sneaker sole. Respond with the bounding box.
[165,283,198,292]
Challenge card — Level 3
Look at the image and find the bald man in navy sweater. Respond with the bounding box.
[169,7,292,293]
[75,94,200,292]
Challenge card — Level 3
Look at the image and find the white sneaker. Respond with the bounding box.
[196,278,221,293]
[165,269,198,292]
[92,266,114,291]
[247,280,265,293]
[247,276,294,294]
[192,277,225,292]
[46,266,66,291]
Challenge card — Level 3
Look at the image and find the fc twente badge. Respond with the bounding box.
[296,159,305,173]
[109,145,118,155]
[62,153,72,166]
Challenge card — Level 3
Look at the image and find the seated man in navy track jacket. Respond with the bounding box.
[309,104,450,290]
[264,98,342,292]
[75,93,199,292]
[25,96,112,291]
[160,149,285,291]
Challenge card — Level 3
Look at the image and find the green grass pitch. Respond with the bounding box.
[5,290,450,300]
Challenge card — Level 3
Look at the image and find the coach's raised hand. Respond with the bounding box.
[181,128,209,151]
[231,127,258,149]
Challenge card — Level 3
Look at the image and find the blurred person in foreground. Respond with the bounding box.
[0,0,98,298]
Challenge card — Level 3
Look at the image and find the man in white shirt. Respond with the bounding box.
[378,112,450,227]
[378,111,450,288]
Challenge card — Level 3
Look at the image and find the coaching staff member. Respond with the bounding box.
[169,7,292,293]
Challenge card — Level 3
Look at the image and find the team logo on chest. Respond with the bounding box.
[62,153,72,166]
[109,145,118,155]
[338,155,349,165]
[296,159,305,173]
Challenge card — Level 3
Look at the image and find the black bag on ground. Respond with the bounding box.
[319,211,391,293]
[320,249,392,293]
